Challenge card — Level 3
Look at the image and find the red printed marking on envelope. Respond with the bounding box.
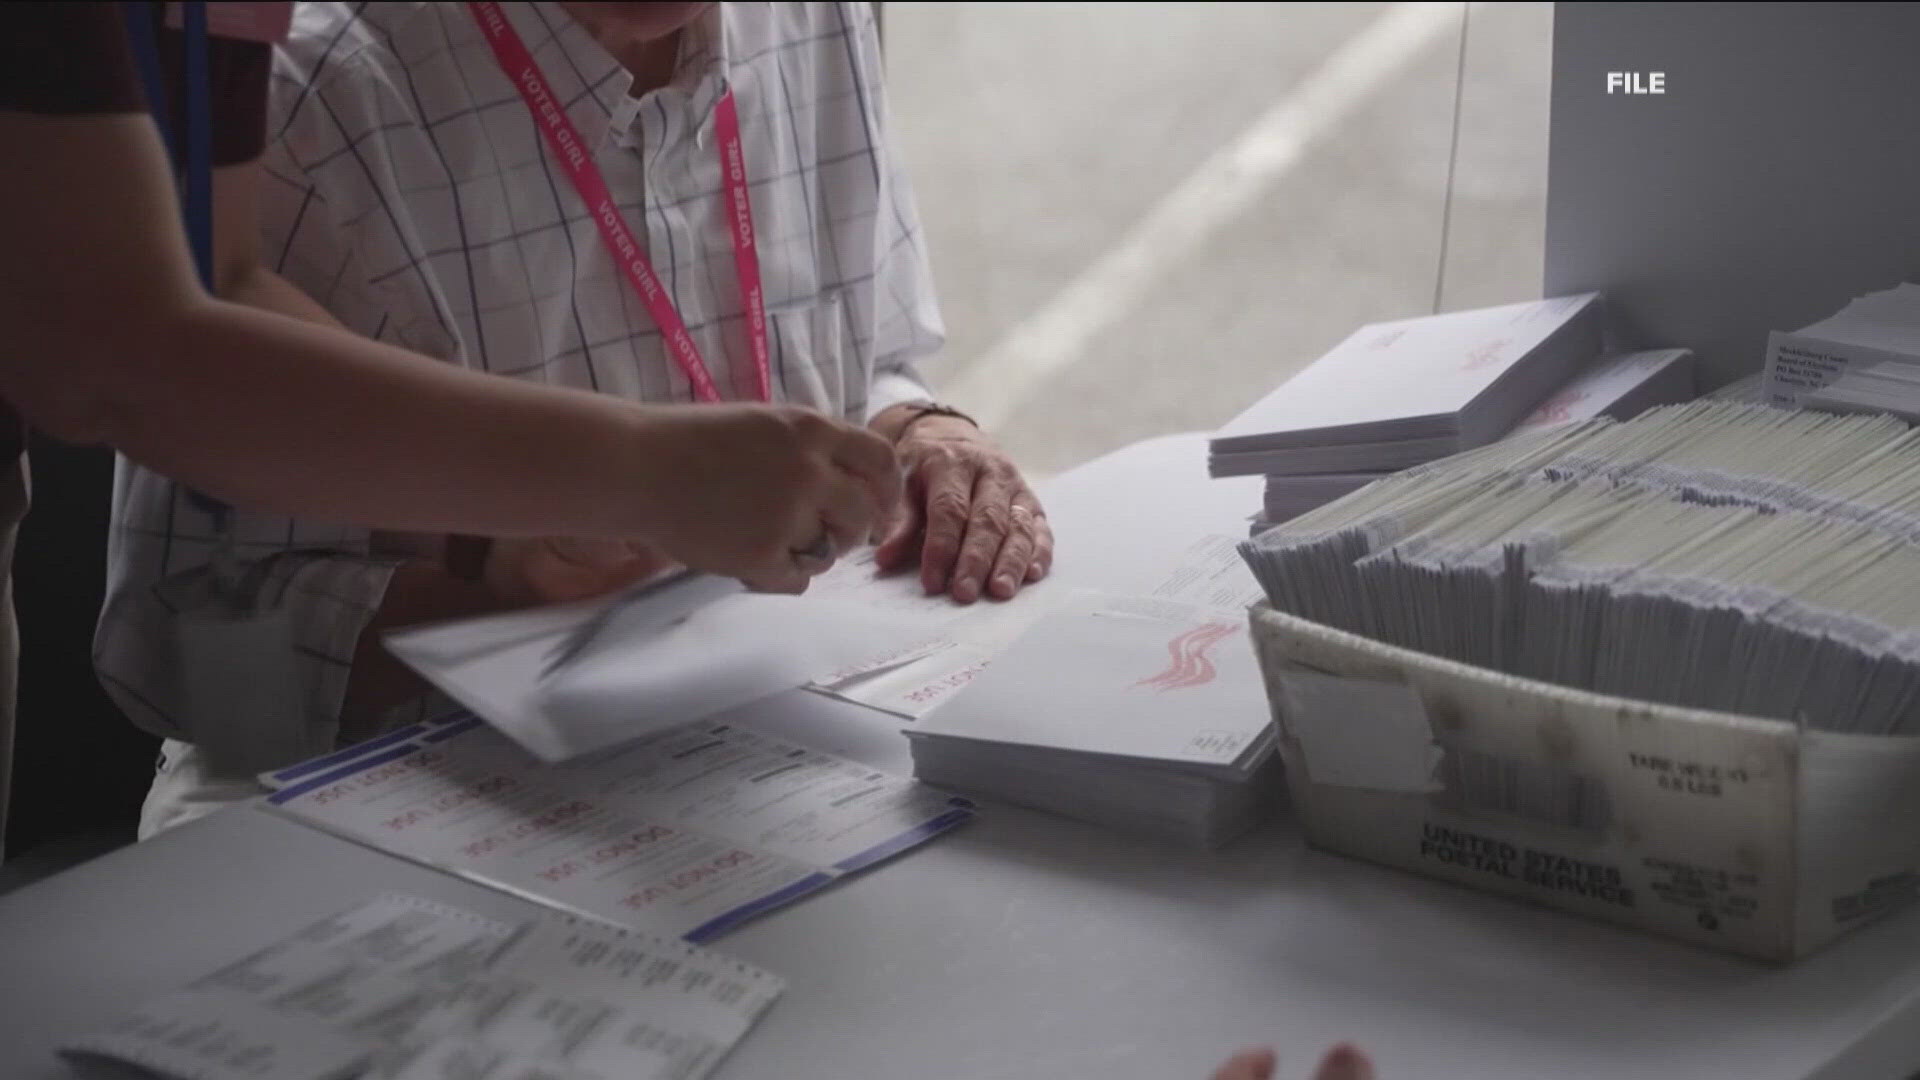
[1524,387,1592,426]
[1458,338,1513,371]
[1134,622,1240,692]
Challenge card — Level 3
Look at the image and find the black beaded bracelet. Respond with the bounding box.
[894,402,979,440]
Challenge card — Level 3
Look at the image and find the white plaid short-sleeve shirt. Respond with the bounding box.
[96,1,944,758]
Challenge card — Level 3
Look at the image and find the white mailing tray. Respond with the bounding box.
[1249,603,1920,961]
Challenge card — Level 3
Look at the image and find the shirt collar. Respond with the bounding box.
[515,2,732,149]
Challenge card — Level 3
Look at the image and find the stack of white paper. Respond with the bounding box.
[1505,347,1695,435]
[62,894,784,1080]
[1249,347,1695,533]
[803,534,1269,721]
[1255,471,1391,531]
[1766,282,1920,408]
[908,593,1279,847]
[1211,293,1605,479]
[1240,400,1920,734]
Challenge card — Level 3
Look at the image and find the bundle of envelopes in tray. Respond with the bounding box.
[1241,401,1920,734]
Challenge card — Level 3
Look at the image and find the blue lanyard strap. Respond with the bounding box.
[181,2,213,289]
[124,3,228,521]
[122,1,213,290]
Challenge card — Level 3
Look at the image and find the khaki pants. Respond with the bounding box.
[138,696,457,838]
[139,738,269,839]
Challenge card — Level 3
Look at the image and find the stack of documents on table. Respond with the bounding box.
[1249,346,1696,534]
[1767,282,1920,408]
[1212,293,1605,480]
[1255,471,1392,532]
[909,593,1278,847]
[803,533,1268,720]
[62,893,785,1080]
[1240,400,1920,734]
[1498,346,1694,435]
[261,716,972,942]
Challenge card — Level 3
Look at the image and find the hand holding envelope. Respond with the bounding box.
[386,571,944,762]
[485,536,680,608]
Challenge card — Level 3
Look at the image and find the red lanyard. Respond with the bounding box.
[468,1,771,403]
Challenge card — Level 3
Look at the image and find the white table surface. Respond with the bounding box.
[4,434,1920,1080]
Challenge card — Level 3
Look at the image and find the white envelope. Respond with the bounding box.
[388,575,935,762]
[538,589,936,757]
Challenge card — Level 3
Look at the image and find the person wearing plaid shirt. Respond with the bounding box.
[97,1,1054,835]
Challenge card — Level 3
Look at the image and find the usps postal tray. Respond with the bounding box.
[1248,602,1920,961]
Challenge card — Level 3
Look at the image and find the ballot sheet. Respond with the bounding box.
[263,719,972,943]
[62,894,785,1080]
[807,535,1266,719]
[60,895,518,1080]
[372,913,785,1080]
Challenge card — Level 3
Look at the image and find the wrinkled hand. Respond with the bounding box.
[637,404,899,593]
[873,417,1053,603]
[1212,1044,1375,1080]
[484,536,677,608]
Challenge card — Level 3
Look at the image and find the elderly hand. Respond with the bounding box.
[872,413,1054,603]
[484,536,678,608]
[1212,1044,1375,1080]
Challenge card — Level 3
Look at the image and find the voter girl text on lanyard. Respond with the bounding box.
[468,1,771,404]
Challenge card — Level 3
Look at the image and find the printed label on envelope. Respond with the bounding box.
[1277,668,1442,793]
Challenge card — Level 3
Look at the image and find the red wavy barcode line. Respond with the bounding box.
[1160,623,1235,689]
[1136,622,1238,691]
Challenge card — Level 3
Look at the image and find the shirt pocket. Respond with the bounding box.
[764,290,870,421]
